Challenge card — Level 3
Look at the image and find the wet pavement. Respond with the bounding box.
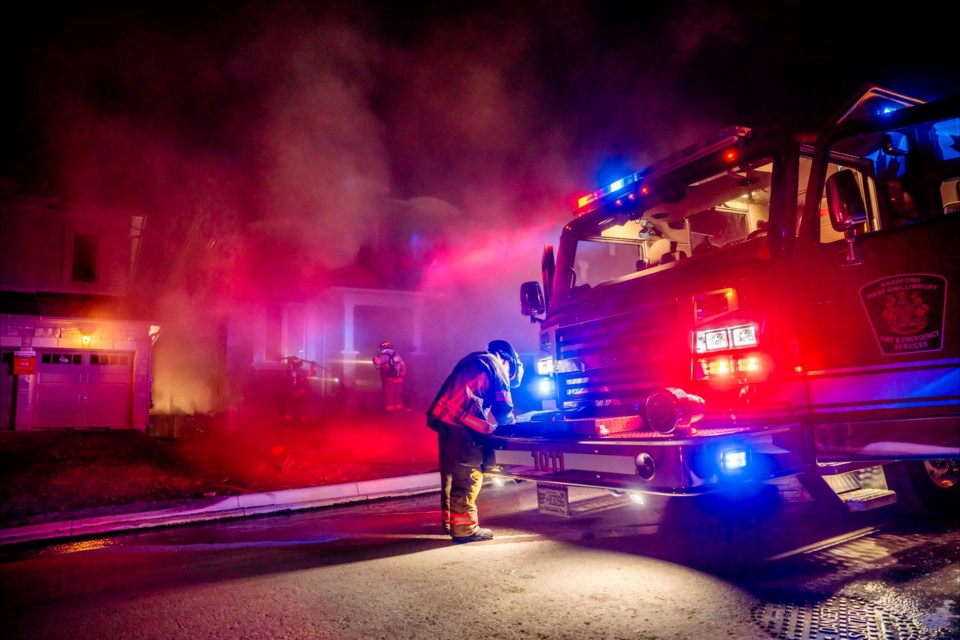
[3,478,957,640]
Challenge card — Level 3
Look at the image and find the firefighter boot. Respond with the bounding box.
[452,528,494,544]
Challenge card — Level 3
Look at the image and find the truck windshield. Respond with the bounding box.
[559,158,774,293]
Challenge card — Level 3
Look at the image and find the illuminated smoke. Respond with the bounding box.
[11,2,953,414]
[27,4,587,412]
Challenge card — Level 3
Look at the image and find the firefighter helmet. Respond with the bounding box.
[488,339,523,388]
[379,341,393,351]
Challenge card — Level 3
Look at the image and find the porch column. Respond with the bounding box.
[341,300,359,408]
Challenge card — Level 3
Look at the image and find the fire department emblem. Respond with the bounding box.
[860,274,946,355]
[882,290,929,335]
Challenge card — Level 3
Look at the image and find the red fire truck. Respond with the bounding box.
[487,87,959,517]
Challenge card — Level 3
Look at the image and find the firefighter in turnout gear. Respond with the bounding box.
[373,341,407,411]
[426,340,523,543]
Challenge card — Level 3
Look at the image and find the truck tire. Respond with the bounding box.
[883,460,960,516]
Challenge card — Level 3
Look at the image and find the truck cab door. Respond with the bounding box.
[793,107,960,462]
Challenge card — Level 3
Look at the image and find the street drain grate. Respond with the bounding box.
[752,595,923,639]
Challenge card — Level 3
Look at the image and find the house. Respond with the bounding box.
[1,185,524,432]
[220,198,464,419]
[0,193,156,431]
[231,286,449,418]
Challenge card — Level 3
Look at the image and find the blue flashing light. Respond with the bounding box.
[577,172,642,210]
[535,377,556,399]
[721,448,748,472]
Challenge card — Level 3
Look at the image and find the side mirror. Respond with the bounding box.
[826,169,868,232]
[825,169,867,266]
[520,281,545,322]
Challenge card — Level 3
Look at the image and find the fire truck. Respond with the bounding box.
[486,87,960,518]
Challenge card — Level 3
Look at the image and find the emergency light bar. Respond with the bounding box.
[577,172,643,210]
[574,126,752,217]
[835,87,924,124]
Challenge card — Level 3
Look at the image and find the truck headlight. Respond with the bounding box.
[535,356,555,375]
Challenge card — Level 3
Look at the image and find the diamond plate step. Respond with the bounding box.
[838,488,897,512]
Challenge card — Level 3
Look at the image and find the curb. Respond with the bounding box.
[0,472,441,547]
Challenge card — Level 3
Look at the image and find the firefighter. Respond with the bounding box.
[426,339,523,543]
[372,341,407,411]
[283,357,311,423]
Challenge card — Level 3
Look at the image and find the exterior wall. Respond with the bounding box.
[0,196,141,297]
[0,195,156,432]
[0,315,156,431]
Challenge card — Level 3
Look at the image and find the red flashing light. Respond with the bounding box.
[723,149,738,163]
[694,352,767,381]
[612,189,642,209]
[640,185,651,196]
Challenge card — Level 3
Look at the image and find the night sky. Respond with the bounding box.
[4,1,955,200]
[1,1,956,382]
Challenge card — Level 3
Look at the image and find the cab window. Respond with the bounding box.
[814,117,960,244]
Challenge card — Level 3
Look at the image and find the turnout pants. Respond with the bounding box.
[434,420,486,537]
[382,377,404,410]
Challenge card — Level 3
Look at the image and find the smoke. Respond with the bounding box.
[5,2,709,412]
[248,18,392,269]
[10,2,953,413]
[19,1,745,279]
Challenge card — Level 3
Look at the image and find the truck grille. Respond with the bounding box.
[555,300,686,416]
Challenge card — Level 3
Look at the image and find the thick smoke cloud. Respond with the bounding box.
[4,1,955,412]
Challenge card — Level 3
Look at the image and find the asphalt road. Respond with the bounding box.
[2,478,957,640]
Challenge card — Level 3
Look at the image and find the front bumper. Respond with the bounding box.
[486,418,809,495]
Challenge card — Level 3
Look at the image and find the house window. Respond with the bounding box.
[41,353,82,364]
[72,233,98,283]
[91,353,129,366]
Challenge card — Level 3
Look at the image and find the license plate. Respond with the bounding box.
[537,483,570,516]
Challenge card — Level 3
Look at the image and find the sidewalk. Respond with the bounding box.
[0,407,440,547]
[0,472,441,547]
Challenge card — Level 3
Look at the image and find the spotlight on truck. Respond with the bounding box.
[645,388,705,434]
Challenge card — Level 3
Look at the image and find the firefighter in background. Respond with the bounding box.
[373,341,407,411]
[426,339,522,543]
[283,357,315,423]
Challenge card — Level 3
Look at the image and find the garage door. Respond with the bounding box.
[34,350,132,428]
